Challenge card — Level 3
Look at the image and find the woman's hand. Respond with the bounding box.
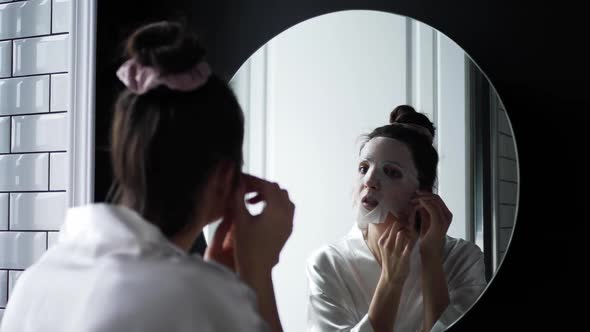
[204,173,295,275]
[377,221,417,286]
[412,191,452,260]
[368,221,417,332]
[232,174,295,275]
[228,173,294,332]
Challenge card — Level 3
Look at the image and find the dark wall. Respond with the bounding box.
[96,1,584,330]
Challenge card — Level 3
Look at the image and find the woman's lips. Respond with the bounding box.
[361,197,378,210]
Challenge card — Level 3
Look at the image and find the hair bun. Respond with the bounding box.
[126,21,206,75]
[389,105,436,140]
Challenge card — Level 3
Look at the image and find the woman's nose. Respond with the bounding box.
[363,168,379,189]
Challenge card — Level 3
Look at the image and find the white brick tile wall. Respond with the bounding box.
[0,232,46,269]
[9,192,66,230]
[0,76,50,116]
[0,0,51,40]
[13,34,69,76]
[11,113,67,152]
[50,73,69,111]
[49,152,67,190]
[0,154,49,191]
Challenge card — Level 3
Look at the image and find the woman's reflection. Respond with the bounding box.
[306,105,487,332]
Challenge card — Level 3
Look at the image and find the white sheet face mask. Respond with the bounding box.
[353,137,420,229]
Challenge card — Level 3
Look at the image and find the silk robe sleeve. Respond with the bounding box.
[306,246,375,332]
[430,239,487,332]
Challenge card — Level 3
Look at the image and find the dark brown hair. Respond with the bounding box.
[361,105,438,191]
[109,21,244,238]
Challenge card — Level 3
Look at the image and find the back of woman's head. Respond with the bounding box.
[362,105,438,191]
[110,21,244,238]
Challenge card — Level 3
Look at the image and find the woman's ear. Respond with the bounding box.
[215,160,237,202]
[203,160,237,222]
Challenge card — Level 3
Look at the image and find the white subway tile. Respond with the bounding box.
[52,0,71,33]
[498,134,516,159]
[49,152,66,190]
[498,158,517,182]
[0,194,7,230]
[0,117,9,153]
[0,0,51,40]
[498,181,518,205]
[0,41,11,78]
[0,75,50,116]
[0,232,46,269]
[0,153,49,191]
[498,110,512,136]
[10,192,66,230]
[11,113,67,152]
[13,34,68,76]
[8,270,22,298]
[50,73,69,111]
[0,271,6,307]
[47,231,58,248]
[499,204,516,228]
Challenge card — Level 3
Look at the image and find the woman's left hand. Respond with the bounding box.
[411,191,452,260]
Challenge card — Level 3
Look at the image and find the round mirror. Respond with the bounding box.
[207,10,519,332]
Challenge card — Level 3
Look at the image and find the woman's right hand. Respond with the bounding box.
[377,221,417,286]
[231,174,295,275]
[368,220,417,332]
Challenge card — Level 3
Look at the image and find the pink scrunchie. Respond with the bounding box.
[116,58,212,94]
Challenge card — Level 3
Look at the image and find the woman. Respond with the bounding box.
[1,21,293,332]
[306,105,486,332]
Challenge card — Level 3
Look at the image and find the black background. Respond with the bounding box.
[96,1,584,330]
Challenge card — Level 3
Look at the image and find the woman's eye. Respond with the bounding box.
[358,165,368,174]
[384,168,401,178]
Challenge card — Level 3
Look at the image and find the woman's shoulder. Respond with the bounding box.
[443,235,484,259]
[101,254,256,308]
[441,235,486,282]
[306,230,366,272]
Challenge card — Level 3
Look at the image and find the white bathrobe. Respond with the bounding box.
[306,226,487,332]
[0,204,269,332]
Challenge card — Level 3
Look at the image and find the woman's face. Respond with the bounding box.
[354,137,419,227]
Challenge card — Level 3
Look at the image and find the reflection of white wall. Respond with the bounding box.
[226,11,469,332]
[436,33,468,241]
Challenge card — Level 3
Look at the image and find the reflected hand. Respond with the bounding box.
[377,221,417,285]
[411,191,452,260]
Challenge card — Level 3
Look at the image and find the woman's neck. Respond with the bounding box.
[365,223,389,266]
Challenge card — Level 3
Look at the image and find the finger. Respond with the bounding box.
[408,204,418,231]
[414,194,452,223]
[386,222,402,248]
[428,195,452,222]
[418,207,430,237]
[244,176,287,215]
[221,223,236,250]
[417,198,445,225]
[379,224,393,247]
[212,217,232,250]
[242,174,280,196]
[402,236,416,259]
[394,231,408,257]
